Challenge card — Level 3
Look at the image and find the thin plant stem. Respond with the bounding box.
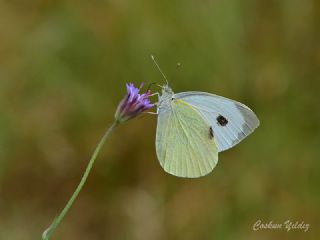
[42,121,119,240]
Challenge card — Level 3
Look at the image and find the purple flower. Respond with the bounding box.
[115,83,154,123]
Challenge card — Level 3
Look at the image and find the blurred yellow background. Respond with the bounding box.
[0,0,319,239]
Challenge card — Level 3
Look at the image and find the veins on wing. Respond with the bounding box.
[172,107,189,145]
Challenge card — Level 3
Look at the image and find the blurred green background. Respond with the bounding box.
[0,0,319,239]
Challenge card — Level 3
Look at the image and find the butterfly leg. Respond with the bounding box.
[149,92,161,114]
[149,92,160,99]
[136,111,157,121]
[156,92,161,114]
[143,111,158,115]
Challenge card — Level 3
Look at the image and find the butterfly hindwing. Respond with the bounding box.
[175,92,259,152]
[156,99,218,178]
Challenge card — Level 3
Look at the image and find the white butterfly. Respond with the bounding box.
[152,57,259,178]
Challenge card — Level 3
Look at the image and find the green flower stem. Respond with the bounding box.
[42,121,119,240]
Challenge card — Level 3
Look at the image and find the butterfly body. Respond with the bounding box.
[156,84,259,178]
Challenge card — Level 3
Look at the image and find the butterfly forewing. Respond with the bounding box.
[156,99,218,178]
[175,92,260,152]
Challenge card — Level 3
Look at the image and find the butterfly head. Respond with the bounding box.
[162,84,173,95]
[157,84,174,109]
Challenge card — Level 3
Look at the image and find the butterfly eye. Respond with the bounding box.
[171,97,175,100]
[217,115,228,126]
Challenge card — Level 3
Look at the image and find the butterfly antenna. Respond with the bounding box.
[151,55,169,85]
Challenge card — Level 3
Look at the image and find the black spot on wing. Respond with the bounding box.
[209,126,214,139]
[217,115,228,126]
